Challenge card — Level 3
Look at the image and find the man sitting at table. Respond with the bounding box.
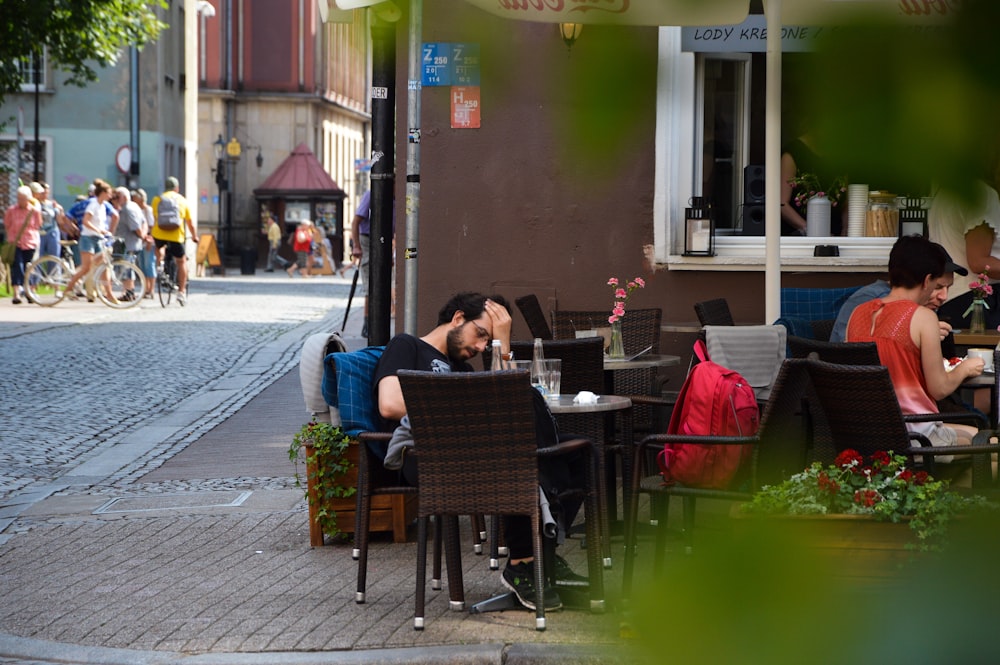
[847,235,984,459]
[372,291,587,611]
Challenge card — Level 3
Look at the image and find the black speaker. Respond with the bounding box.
[741,204,765,236]
[744,164,765,204]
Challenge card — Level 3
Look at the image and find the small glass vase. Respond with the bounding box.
[970,299,987,334]
[608,321,625,359]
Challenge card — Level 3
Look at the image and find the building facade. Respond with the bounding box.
[197,0,370,260]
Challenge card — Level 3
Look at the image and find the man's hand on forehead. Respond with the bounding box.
[484,299,512,339]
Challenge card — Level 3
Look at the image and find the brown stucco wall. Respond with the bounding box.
[395,1,882,350]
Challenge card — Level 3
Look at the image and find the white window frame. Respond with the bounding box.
[654,27,893,272]
[18,50,47,91]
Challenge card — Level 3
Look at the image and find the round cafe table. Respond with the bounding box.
[546,393,632,568]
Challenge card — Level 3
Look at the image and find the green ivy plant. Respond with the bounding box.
[288,420,356,539]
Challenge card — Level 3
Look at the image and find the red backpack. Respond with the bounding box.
[656,339,758,489]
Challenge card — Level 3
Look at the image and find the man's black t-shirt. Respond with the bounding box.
[372,333,472,432]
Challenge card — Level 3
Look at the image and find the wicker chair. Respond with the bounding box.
[694,298,735,327]
[787,336,880,365]
[516,294,553,340]
[622,358,814,598]
[324,349,483,606]
[550,307,664,400]
[804,359,995,485]
[551,308,665,520]
[506,337,611,565]
[785,337,880,464]
[398,369,604,630]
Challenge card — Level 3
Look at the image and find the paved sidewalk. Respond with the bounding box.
[0,277,642,665]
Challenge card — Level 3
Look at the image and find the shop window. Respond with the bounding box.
[654,27,892,270]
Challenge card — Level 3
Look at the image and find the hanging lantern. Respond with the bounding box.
[898,196,928,238]
[683,196,715,257]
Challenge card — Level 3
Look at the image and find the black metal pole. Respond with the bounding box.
[129,47,140,186]
[368,16,396,346]
[32,51,40,182]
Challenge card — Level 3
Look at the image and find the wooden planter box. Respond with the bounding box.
[305,441,416,546]
[731,509,915,584]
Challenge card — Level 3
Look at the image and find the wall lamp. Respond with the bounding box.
[559,23,583,50]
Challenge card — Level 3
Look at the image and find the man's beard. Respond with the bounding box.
[445,325,470,363]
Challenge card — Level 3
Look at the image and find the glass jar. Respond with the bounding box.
[866,192,899,237]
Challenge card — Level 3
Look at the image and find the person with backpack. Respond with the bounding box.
[151,176,196,305]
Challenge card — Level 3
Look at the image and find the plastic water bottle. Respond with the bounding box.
[531,338,547,397]
[491,339,503,372]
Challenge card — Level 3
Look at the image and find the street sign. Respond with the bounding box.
[451,43,480,86]
[422,42,450,87]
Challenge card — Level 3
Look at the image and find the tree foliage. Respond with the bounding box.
[0,0,167,107]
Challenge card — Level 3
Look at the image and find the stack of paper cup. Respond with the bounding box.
[847,184,869,237]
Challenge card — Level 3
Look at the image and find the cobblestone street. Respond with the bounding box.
[0,273,354,504]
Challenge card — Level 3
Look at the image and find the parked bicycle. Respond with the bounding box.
[157,244,189,307]
[24,237,145,309]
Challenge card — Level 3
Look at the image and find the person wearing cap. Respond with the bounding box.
[847,235,983,458]
[151,176,196,303]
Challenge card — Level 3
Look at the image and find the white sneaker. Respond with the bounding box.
[177,292,187,306]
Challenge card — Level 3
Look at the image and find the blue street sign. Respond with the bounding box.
[422,42,450,87]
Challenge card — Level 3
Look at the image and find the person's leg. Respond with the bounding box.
[359,234,371,335]
[266,246,276,271]
[174,243,188,292]
[11,248,29,302]
[501,515,562,610]
[66,237,97,293]
[38,228,59,258]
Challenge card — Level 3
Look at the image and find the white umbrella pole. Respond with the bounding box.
[764,0,782,324]
[403,0,422,335]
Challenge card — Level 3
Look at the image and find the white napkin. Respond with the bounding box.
[573,391,599,404]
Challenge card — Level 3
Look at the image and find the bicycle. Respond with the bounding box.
[157,242,190,307]
[25,237,145,309]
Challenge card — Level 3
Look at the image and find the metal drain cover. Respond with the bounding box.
[94,490,252,514]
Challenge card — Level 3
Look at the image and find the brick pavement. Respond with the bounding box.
[0,274,643,665]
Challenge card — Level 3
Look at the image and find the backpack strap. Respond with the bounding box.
[693,338,710,363]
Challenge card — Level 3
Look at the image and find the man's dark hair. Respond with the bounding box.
[888,235,947,289]
[437,292,511,326]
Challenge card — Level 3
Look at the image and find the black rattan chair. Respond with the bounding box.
[787,336,880,365]
[516,294,553,340]
[694,298,735,327]
[324,349,483,606]
[804,359,995,485]
[551,308,665,523]
[623,358,814,598]
[399,369,604,630]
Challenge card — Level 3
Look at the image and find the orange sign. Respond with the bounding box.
[451,86,480,129]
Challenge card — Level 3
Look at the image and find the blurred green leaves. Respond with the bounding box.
[802,0,1000,198]
[0,0,167,107]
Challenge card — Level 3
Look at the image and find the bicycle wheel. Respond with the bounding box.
[93,259,145,309]
[24,255,72,306]
[157,260,175,307]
